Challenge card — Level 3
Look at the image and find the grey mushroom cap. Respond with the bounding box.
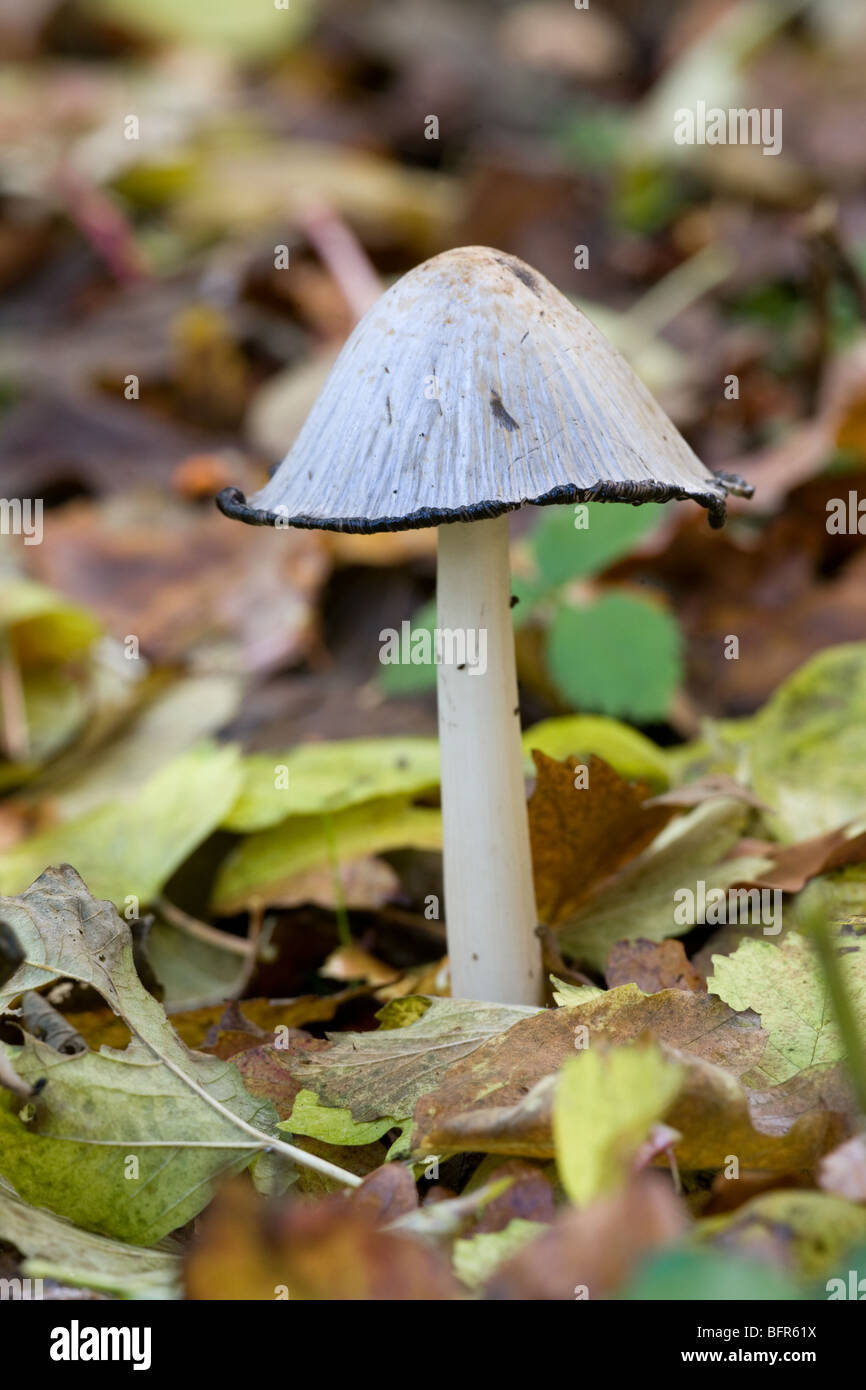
[217,245,751,533]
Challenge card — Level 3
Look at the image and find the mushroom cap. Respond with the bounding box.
[218,246,750,533]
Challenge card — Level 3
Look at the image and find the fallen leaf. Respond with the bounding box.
[0,742,242,907]
[27,675,243,823]
[746,643,866,841]
[708,929,866,1084]
[288,996,537,1124]
[212,795,442,915]
[412,985,768,1159]
[184,1179,459,1301]
[698,1190,866,1280]
[736,826,866,893]
[469,1159,556,1233]
[818,1134,866,1202]
[454,1219,547,1290]
[553,1041,685,1205]
[484,1175,686,1300]
[0,866,282,1244]
[29,494,329,674]
[559,797,773,968]
[520,714,670,785]
[281,1090,400,1147]
[0,1178,181,1300]
[223,737,441,833]
[605,938,705,993]
[529,752,676,925]
[349,1163,419,1224]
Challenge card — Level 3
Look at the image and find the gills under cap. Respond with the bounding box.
[218,245,750,533]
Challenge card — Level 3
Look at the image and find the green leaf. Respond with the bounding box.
[550,976,605,1007]
[619,1247,802,1301]
[0,866,279,1244]
[553,1040,685,1206]
[223,737,440,833]
[546,593,682,721]
[708,930,866,1085]
[453,1219,547,1290]
[288,996,538,1124]
[697,1191,866,1281]
[531,503,664,588]
[746,643,866,841]
[280,1090,399,1146]
[212,794,442,914]
[85,0,311,55]
[0,670,89,786]
[377,600,438,696]
[0,741,242,907]
[522,714,670,786]
[0,1178,181,1300]
[0,579,101,665]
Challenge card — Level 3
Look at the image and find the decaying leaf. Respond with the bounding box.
[746,643,866,842]
[698,1190,866,1280]
[605,938,705,993]
[413,986,766,1156]
[288,996,538,1124]
[484,1175,686,1300]
[0,867,295,1243]
[0,1178,181,1299]
[559,797,773,968]
[708,929,866,1085]
[184,1179,459,1301]
[529,752,676,925]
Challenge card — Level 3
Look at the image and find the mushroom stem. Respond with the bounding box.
[436,514,542,1005]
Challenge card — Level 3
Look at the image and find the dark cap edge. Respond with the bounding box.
[216,473,753,534]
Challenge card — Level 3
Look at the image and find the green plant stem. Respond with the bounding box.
[323,813,352,948]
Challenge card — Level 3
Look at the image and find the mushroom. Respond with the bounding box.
[217,246,750,1005]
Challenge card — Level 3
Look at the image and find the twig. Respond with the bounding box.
[155,896,255,958]
[298,200,382,321]
[54,164,149,284]
[621,243,737,351]
[0,633,29,762]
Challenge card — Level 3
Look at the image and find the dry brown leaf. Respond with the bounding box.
[185,1180,459,1301]
[28,493,329,672]
[605,938,705,993]
[413,986,768,1158]
[734,827,866,893]
[818,1133,866,1202]
[484,1175,685,1300]
[529,752,676,925]
[349,1163,419,1224]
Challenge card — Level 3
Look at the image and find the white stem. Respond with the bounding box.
[436,515,542,1005]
